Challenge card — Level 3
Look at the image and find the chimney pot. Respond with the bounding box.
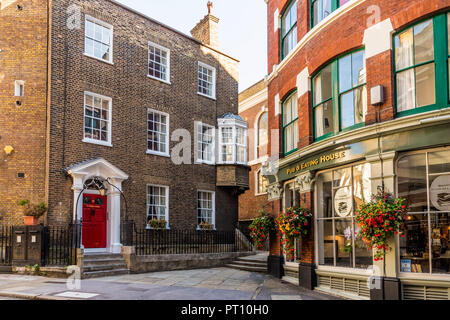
[191,2,220,49]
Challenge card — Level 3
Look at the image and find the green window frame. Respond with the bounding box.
[312,49,367,141]
[393,12,450,117]
[282,91,299,156]
[281,0,298,60]
[311,0,350,28]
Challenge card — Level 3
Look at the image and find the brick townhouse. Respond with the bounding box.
[238,80,274,247]
[0,0,250,254]
[263,0,450,299]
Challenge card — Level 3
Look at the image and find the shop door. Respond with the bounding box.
[82,194,107,249]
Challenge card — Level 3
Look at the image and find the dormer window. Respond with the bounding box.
[218,113,248,165]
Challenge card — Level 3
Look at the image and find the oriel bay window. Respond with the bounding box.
[397,148,450,275]
[394,13,450,116]
[282,92,299,155]
[316,164,372,269]
[218,114,248,165]
[281,0,298,59]
[313,49,367,141]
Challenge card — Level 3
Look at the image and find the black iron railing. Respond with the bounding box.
[121,222,249,256]
[41,224,81,266]
[0,226,13,266]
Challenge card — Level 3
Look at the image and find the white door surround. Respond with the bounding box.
[66,158,129,254]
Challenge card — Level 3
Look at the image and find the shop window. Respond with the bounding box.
[394,13,450,117]
[146,185,169,229]
[282,92,299,155]
[316,163,372,269]
[281,0,298,60]
[85,15,113,63]
[398,149,450,275]
[313,49,367,141]
[311,0,349,28]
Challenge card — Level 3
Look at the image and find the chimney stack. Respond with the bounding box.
[190,1,220,49]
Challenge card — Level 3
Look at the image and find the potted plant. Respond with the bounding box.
[18,200,47,226]
[249,210,275,250]
[355,190,408,262]
[147,218,167,230]
[198,221,214,230]
[276,206,312,261]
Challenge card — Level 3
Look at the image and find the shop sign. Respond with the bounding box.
[285,151,347,176]
[430,174,450,211]
[334,187,352,217]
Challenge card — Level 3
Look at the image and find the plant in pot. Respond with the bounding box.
[198,221,214,230]
[18,200,47,226]
[147,218,167,230]
[249,210,275,250]
[275,206,312,262]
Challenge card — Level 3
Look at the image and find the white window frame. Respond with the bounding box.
[217,118,248,165]
[146,184,170,229]
[195,121,216,165]
[197,62,216,100]
[148,41,171,84]
[82,91,113,147]
[255,168,268,196]
[147,108,170,157]
[84,15,114,64]
[14,80,24,97]
[197,190,216,229]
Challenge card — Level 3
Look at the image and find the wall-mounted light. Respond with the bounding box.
[4,145,14,155]
[371,85,385,106]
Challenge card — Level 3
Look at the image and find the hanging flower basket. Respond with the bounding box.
[355,190,408,261]
[249,211,275,250]
[275,206,312,261]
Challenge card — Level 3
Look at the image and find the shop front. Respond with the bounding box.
[265,121,450,300]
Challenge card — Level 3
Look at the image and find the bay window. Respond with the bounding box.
[218,114,248,165]
[313,49,367,141]
[394,13,449,116]
[282,1,298,59]
[282,92,299,155]
[397,148,450,275]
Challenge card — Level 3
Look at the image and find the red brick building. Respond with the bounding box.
[0,0,249,254]
[238,80,273,243]
[264,0,450,299]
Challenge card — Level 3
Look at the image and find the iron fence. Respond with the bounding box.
[41,224,81,266]
[0,226,13,266]
[121,222,250,256]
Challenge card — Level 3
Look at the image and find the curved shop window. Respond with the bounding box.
[316,163,372,269]
[397,148,450,275]
[312,49,367,141]
[394,12,450,117]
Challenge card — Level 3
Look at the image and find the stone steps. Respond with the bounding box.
[225,263,267,273]
[82,253,129,279]
[226,255,268,273]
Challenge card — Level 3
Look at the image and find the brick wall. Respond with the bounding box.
[0,0,48,224]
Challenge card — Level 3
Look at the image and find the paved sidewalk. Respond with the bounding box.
[0,268,340,300]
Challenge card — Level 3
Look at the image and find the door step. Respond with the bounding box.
[82,253,129,279]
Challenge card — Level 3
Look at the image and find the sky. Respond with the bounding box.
[116,0,267,92]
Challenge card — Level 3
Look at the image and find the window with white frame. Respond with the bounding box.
[147,109,169,156]
[14,80,24,97]
[148,42,170,83]
[197,191,215,227]
[256,169,268,195]
[84,92,112,145]
[218,116,248,165]
[85,16,113,63]
[257,112,268,158]
[198,62,216,98]
[146,185,169,227]
[196,122,215,164]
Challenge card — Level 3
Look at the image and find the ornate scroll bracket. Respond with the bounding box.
[295,171,315,193]
[267,183,282,201]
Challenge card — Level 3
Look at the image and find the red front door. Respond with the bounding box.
[82,194,107,249]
